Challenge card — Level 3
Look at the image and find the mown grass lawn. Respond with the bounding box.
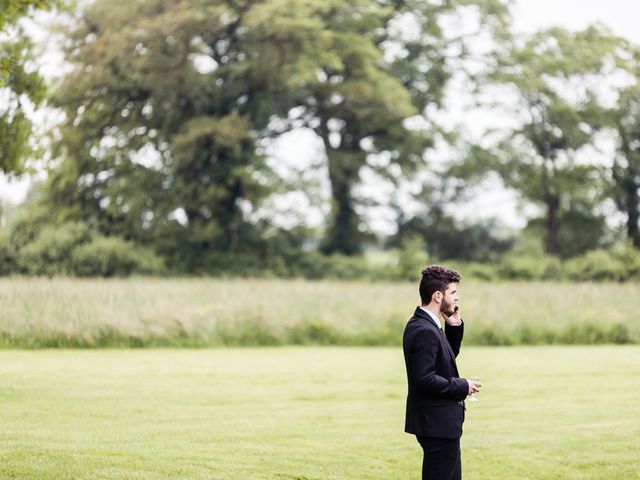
[1,346,639,479]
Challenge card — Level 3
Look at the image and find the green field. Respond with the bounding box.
[0,278,639,347]
[1,346,639,479]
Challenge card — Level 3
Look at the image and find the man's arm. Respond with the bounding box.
[443,311,481,396]
[444,321,464,357]
[444,309,464,357]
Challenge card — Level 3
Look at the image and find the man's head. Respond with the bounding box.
[419,265,461,316]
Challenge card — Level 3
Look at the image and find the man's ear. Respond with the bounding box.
[432,291,442,303]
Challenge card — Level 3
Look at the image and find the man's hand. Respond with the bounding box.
[466,379,482,396]
[443,308,462,326]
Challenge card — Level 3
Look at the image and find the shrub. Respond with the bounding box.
[0,229,17,275]
[292,253,378,281]
[499,254,550,280]
[18,222,92,275]
[71,236,164,277]
[444,261,499,281]
[564,249,626,281]
[609,243,640,280]
[394,237,429,281]
[326,254,378,280]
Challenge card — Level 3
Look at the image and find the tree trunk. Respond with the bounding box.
[321,150,362,255]
[539,147,561,257]
[545,193,560,256]
[626,177,640,248]
[615,127,640,249]
[316,114,365,255]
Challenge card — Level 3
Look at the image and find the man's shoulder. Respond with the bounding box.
[403,317,441,354]
[404,313,424,329]
[404,314,438,337]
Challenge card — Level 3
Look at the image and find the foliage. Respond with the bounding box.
[18,221,92,275]
[0,217,165,276]
[49,0,275,270]
[49,0,511,262]
[520,199,614,259]
[611,76,640,248]
[0,0,50,31]
[4,1,640,278]
[564,242,640,282]
[0,229,18,275]
[487,26,627,256]
[394,214,515,262]
[238,0,509,255]
[71,236,165,277]
[393,236,429,282]
[0,0,53,174]
[3,202,640,281]
[498,255,561,280]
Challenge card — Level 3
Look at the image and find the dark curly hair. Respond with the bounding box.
[419,265,461,306]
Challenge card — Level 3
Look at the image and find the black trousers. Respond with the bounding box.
[416,436,461,480]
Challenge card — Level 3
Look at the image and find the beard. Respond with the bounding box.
[440,298,456,317]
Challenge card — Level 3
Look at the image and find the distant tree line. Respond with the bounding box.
[1,0,639,278]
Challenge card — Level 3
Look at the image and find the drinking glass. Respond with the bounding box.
[468,376,480,402]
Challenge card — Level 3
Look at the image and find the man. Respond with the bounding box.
[403,265,481,480]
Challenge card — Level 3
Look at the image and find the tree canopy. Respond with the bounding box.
[2,0,640,278]
[486,26,628,257]
[0,0,53,174]
[610,44,640,248]
[48,0,511,267]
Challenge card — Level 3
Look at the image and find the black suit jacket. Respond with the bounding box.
[403,307,468,439]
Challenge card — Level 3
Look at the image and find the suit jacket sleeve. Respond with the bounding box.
[445,320,464,357]
[409,327,468,400]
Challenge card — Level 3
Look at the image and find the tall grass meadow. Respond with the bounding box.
[0,278,637,348]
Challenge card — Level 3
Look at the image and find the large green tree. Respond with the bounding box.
[488,26,624,257]
[50,0,276,269]
[244,0,510,254]
[611,66,640,248]
[0,0,52,174]
[50,0,510,263]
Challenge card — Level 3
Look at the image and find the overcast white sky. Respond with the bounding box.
[513,0,640,42]
[2,0,640,232]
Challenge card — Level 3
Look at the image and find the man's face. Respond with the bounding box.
[440,282,459,316]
